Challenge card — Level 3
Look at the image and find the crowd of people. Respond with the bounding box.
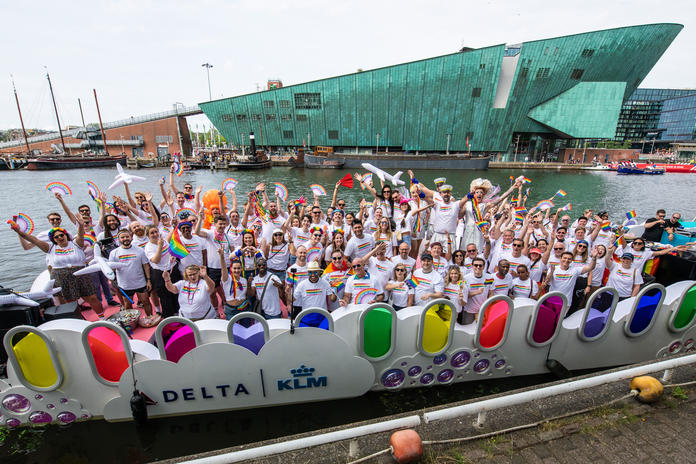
[9,166,690,328]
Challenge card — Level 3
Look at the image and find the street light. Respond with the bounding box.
[202,63,213,101]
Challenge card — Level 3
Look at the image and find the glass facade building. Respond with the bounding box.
[200,24,682,154]
[615,89,696,142]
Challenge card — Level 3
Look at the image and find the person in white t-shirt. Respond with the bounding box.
[144,225,179,318]
[510,264,539,300]
[222,260,253,323]
[491,259,513,296]
[345,220,375,260]
[605,252,643,299]
[443,266,468,316]
[543,251,597,315]
[164,265,217,321]
[461,257,493,324]
[385,264,415,310]
[341,257,385,306]
[176,221,208,274]
[109,229,158,327]
[251,258,285,319]
[391,242,416,277]
[295,261,336,321]
[411,253,445,303]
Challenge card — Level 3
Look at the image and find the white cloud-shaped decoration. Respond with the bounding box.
[0,380,90,427]
[104,328,375,421]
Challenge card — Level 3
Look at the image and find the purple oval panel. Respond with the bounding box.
[495,359,506,369]
[29,411,52,424]
[408,366,422,377]
[57,411,77,424]
[437,369,454,383]
[6,418,20,428]
[34,394,43,400]
[2,394,31,414]
[433,354,447,365]
[381,369,405,388]
[474,359,490,373]
[420,373,434,385]
[450,351,471,368]
[669,341,681,353]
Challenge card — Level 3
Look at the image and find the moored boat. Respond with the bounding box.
[26,154,127,170]
[304,146,345,169]
[617,165,665,175]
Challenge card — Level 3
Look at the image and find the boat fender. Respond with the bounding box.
[131,389,148,425]
[389,429,423,463]
[545,359,572,379]
[629,376,664,403]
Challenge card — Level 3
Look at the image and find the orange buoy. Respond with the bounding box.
[390,429,423,463]
[630,375,664,403]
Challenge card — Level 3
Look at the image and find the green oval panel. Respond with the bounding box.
[363,307,392,358]
[673,285,696,329]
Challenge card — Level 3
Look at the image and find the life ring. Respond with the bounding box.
[629,376,664,403]
[390,429,423,463]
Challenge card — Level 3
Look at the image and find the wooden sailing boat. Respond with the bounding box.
[25,71,126,170]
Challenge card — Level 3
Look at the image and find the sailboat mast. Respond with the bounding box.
[45,69,67,153]
[78,98,86,128]
[93,89,109,156]
[11,76,31,154]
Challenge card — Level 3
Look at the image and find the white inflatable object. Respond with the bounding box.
[361,163,406,187]
[108,163,146,190]
[73,255,128,280]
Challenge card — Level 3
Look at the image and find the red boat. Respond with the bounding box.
[609,162,696,173]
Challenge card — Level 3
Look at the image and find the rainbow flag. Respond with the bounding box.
[509,175,514,185]
[613,235,626,249]
[555,189,567,198]
[560,203,572,211]
[600,221,612,232]
[626,210,637,220]
[169,227,190,259]
[406,275,420,289]
[514,207,527,222]
[286,271,298,285]
[521,177,532,185]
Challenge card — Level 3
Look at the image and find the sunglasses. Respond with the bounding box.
[53,233,66,239]
[338,202,346,206]
[554,247,564,250]
[49,218,61,221]
[313,234,322,238]
[395,268,406,272]
[577,245,587,248]
[331,256,342,260]
[634,242,644,246]
[352,264,362,269]
[466,249,477,253]
[273,233,283,236]
[512,244,523,248]
[308,271,321,275]
[472,264,484,268]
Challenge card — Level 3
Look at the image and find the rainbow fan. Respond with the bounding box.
[176,208,196,219]
[222,178,238,191]
[535,199,554,211]
[274,182,289,201]
[9,213,35,234]
[310,184,326,196]
[46,182,72,196]
[360,173,373,190]
[86,181,100,200]
[355,288,378,304]
[306,246,322,263]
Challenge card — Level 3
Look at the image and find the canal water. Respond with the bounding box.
[0,166,695,462]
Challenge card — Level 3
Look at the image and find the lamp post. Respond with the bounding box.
[174,102,184,157]
[201,63,213,101]
[376,133,380,154]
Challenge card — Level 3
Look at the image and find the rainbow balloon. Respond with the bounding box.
[310,184,326,196]
[17,213,34,234]
[86,181,100,200]
[222,178,238,191]
[355,288,378,304]
[274,182,289,201]
[176,208,196,219]
[46,182,72,196]
[535,200,554,211]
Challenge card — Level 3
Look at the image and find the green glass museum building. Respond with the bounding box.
[199,24,682,154]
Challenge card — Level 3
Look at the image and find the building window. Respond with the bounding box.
[283,130,294,139]
[169,135,173,143]
[221,114,234,122]
[472,87,482,98]
[236,114,248,121]
[535,67,550,79]
[296,114,308,121]
[519,67,529,79]
[281,114,293,121]
[570,69,585,80]
[251,114,262,121]
[581,48,595,57]
[328,130,338,139]
[279,100,291,108]
[263,100,274,108]
[294,92,321,109]
[266,114,277,121]
[479,63,486,69]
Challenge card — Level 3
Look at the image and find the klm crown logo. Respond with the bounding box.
[278,364,327,391]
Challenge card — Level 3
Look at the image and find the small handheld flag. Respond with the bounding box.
[560,203,572,211]
[600,221,612,232]
[555,189,567,198]
[169,227,190,259]
[626,210,637,220]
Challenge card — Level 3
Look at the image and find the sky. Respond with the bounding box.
[2,0,695,132]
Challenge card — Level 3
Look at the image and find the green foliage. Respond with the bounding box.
[672,386,688,400]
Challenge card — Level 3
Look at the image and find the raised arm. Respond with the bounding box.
[54,192,78,225]
[169,164,180,195]
[580,249,598,274]
[11,225,50,253]
[124,183,137,209]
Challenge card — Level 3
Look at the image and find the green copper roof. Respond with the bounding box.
[200,23,683,152]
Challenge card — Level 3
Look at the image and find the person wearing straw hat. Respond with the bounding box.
[419,183,457,252]
[295,261,336,311]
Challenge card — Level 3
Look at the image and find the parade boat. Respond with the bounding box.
[616,165,665,175]
[1,276,694,428]
[611,162,696,173]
